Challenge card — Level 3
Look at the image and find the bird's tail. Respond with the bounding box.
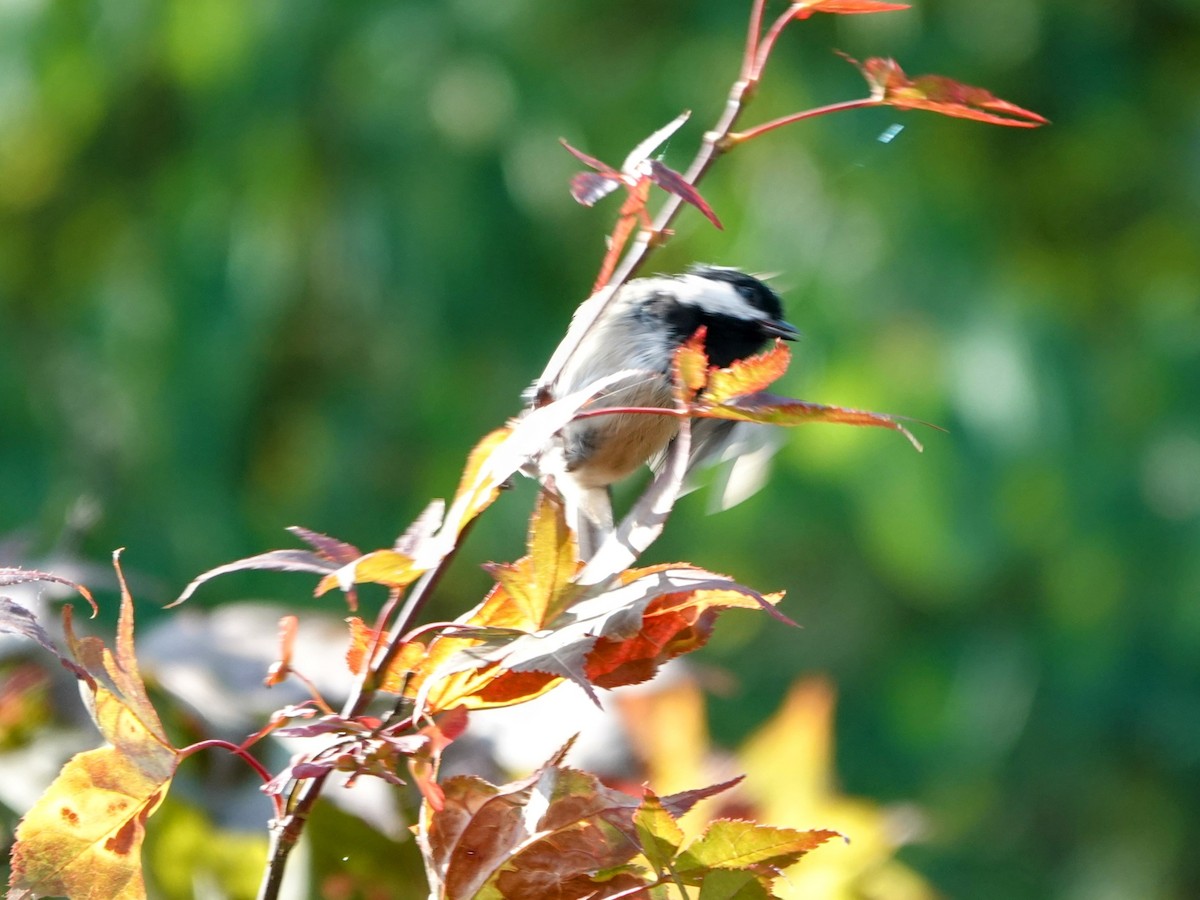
[558,480,614,561]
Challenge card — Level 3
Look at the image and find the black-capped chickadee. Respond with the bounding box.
[530,264,798,558]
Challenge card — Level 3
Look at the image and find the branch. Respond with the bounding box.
[255,518,477,900]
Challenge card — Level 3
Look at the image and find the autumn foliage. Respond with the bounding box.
[2,1,1041,897]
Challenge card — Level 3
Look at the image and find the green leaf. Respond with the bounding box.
[634,791,685,874]
[675,820,839,878]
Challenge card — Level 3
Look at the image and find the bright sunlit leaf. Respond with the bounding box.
[700,340,793,404]
[674,819,840,882]
[793,0,909,18]
[586,568,789,689]
[633,791,685,874]
[410,492,581,713]
[315,548,422,597]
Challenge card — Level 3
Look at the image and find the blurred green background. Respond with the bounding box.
[2,0,1199,897]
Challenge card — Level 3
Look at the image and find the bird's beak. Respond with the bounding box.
[763,318,800,341]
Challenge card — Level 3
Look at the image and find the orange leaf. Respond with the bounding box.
[10,555,177,900]
[849,55,1048,127]
[794,0,909,18]
[264,615,298,687]
[586,584,786,689]
[699,340,792,405]
[419,565,784,712]
[407,706,470,813]
[345,617,428,693]
[673,329,711,397]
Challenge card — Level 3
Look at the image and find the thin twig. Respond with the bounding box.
[179,740,279,797]
[255,518,477,900]
[727,97,880,145]
[753,3,803,80]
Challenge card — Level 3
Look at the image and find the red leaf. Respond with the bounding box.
[647,160,722,229]
[848,55,1048,127]
[286,526,362,564]
[560,138,620,177]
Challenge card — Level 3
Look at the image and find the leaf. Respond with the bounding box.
[9,555,178,900]
[562,110,721,274]
[411,493,582,713]
[315,548,421,597]
[264,614,298,687]
[420,565,782,711]
[696,868,772,899]
[699,341,792,405]
[485,491,582,627]
[674,820,840,881]
[288,525,363,564]
[674,329,711,396]
[847,55,1048,128]
[586,569,791,689]
[695,392,923,450]
[408,706,471,813]
[569,171,622,207]
[171,547,345,608]
[793,0,909,18]
[647,160,722,229]
[433,376,637,565]
[346,617,428,692]
[420,744,740,900]
[620,109,691,173]
[394,499,447,557]
[0,566,97,616]
[633,792,684,875]
[0,598,85,680]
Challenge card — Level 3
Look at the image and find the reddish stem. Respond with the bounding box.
[728,97,880,145]
[752,3,801,80]
[179,739,283,817]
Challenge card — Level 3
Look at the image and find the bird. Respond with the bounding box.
[529,264,798,559]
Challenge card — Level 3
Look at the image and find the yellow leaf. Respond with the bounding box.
[316,549,421,596]
[739,678,936,900]
[494,491,582,626]
[10,749,169,899]
[10,556,178,900]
